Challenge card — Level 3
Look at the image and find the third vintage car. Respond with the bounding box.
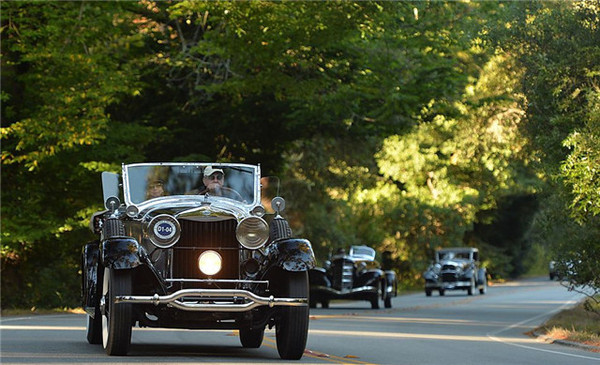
[308,245,397,309]
[81,162,315,360]
[423,247,487,296]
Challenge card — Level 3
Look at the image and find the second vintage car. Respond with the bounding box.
[81,162,315,360]
[423,247,487,296]
[309,245,397,309]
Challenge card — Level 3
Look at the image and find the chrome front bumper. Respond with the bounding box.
[441,280,470,289]
[115,288,307,312]
[310,285,378,297]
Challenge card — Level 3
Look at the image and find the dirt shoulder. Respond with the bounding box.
[534,295,600,352]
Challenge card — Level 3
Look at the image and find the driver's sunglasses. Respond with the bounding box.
[207,173,224,181]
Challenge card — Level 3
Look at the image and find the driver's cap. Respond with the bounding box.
[204,166,224,177]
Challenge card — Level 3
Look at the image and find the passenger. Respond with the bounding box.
[146,180,166,199]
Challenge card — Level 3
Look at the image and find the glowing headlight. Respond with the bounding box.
[198,250,222,276]
[236,217,269,249]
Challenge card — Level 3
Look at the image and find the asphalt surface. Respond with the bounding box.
[1,277,599,364]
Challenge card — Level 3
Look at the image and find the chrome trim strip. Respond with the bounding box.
[165,279,268,285]
[115,289,306,312]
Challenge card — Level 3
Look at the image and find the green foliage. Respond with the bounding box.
[1,1,157,308]
[1,2,145,169]
[561,92,600,221]
[370,53,538,278]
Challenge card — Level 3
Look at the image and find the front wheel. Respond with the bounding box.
[384,295,392,308]
[86,307,102,344]
[467,277,475,296]
[370,293,380,309]
[479,276,487,295]
[276,271,309,360]
[102,268,132,356]
[382,281,392,308]
[239,326,265,348]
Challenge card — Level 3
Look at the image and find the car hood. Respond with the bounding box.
[439,260,469,271]
[138,198,251,222]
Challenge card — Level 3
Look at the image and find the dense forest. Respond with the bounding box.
[1,1,598,309]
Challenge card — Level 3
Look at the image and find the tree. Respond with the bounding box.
[494,0,600,297]
[1,1,155,308]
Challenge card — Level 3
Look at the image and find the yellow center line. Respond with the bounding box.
[263,336,378,365]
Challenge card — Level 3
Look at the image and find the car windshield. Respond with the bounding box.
[439,251,471,261]
[349,246,376,261]
[123,163,257,205]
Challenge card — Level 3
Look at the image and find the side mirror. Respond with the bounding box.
[102,172,121,212]
[271,197,286,215]
[260,176,282,214]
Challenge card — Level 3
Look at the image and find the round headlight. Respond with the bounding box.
[236,216,269,249]
[148,214,180,248]
[198,250,222,276]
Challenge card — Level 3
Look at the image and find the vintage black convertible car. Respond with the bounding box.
[308,246,397,309]
[423,247,487,296]
[81,162,315,359]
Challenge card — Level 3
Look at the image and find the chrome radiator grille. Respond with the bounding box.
[172,219,240,288]
[331,259,354,291]
[441,272,458,282]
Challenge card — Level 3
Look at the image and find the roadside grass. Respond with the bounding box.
[536,296,600,349]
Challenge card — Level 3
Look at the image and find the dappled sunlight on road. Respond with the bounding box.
[481,301,577,310]
[0,324,233,334]
[491,280,561,288]
[311,314,472,324]
[0,325,84,331]
[310,314,522,328]
[308,328,539,344]
[519,300,578,305]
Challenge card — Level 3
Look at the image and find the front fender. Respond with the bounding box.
[101,237,142,269]
[355,269,384,287]
[477,268,487,286]
[384,270,397,294]
[266,238,316,272]
[463,268,475,280]
[309,267,331,287]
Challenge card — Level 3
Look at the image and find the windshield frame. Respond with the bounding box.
[121,162,260,207]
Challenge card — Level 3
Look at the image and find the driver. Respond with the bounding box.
[202,166,225,194]
[198,166,244,201]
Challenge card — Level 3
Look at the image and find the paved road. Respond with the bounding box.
[1,277,599,364]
